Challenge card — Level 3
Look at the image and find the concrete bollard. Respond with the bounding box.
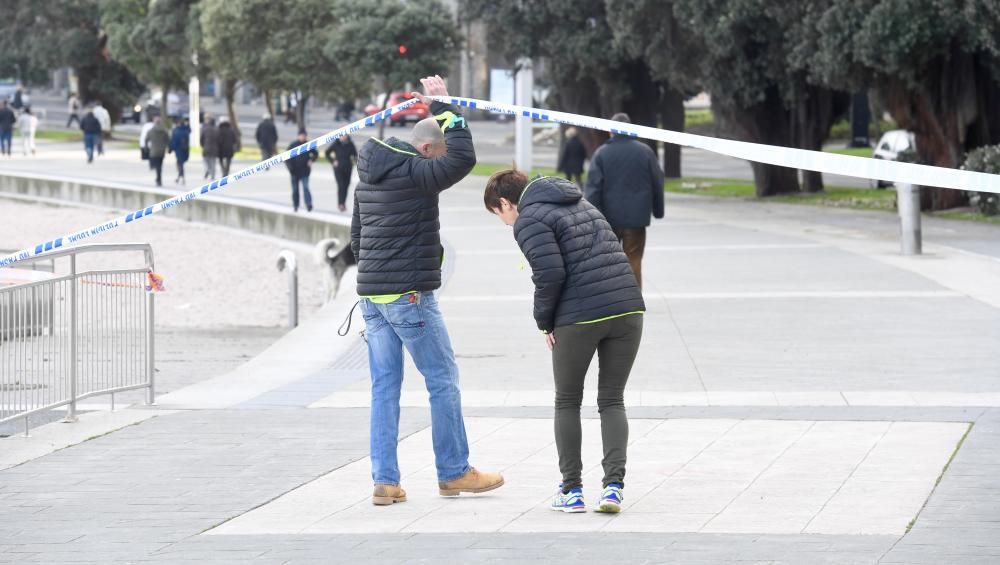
[896,183,922,255]
[276,250,298,328]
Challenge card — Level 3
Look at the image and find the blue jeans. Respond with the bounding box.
[290,175,312,211]
[0,129,12,155]
[83,133,98,162]
[360,292,470,485]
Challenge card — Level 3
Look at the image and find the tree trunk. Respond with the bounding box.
[224,78,240,138]
[719,87,800,197]
[555,76,607,156]
[660,86,685,178]
[793,84,850,194]
[263,90,275,119]
[296,93,309,132]
[161,86,171,129]
[377,85,392,139]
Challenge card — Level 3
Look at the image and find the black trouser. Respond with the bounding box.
[334,166,352,205]
[261,144,276,160]
[66,114,80,128]
[150,156,164,185]
[565,171,583,187]
[552,314,643,491]
[220,156,232,177]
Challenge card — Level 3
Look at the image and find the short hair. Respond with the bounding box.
[611,112,631,123]
[411,117,444,147]
[484,168,530,212]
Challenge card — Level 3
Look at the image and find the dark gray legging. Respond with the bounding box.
[552,314,643,491]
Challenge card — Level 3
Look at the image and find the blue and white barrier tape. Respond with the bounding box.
[432,96,1000,196]
[0,98,421,268]
[2,95,996,268]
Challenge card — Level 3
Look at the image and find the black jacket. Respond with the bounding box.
[217,123,238,158]
[351,100,475,296]
[325,138,357,171]
[200,123,220,157]
[0,107,14,130]
[585,135,665,229]
[515,176,645,332]
[557,135,586,175]
[285,140,318,177]
[255,119,278,147]
[80,112,102,135]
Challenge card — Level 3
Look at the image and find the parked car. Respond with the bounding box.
[364,92,429,126]
[120,102,143,124]
[0,80,17,101]
[871,129,917,188]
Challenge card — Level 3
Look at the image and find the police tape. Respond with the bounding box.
[3,94,997,268]
[431,96,1000,196]
[0,97,422,268]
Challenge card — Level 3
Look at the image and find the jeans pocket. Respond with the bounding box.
[361,301,388,333]
[386,300,426,341]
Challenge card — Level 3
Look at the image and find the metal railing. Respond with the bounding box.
[0,243,155,435]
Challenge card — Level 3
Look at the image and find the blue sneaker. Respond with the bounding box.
[550,486,586,513]
[595,483,623,513]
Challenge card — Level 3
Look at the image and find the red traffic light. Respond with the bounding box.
[398,45,407,55]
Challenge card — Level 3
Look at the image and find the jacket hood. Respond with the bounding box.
[518,176,583,209]
[358,136,419,184]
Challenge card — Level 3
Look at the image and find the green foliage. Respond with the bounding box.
[827,117,899,141]
[961,145,1000,215]
[825,146,874,158]
[101,0,201,92]
[327,0,460,93]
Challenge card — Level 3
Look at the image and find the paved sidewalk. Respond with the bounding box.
[1,172,999,563]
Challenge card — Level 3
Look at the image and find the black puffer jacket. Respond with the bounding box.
[351,101,475,296]
[514,176,645,332]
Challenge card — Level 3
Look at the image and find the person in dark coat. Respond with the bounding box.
[217,118,238,177]
[324,135,357,212]
[255,113,278,159]
[285,130,318,212]
[0,100,15,157]
[584,113,664,289]
[557,127,586,187]
[200,117,220,180]
[79,109,102,163]
[169,118,191,184]
[350,75,504,507]
[145,117,170,187]
[484,169,644,514]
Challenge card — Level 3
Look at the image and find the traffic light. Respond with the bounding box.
[398,45,407,55]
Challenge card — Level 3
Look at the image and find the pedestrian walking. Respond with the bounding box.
[324,134,357,212]
[169,117,191,184]
[19,106,38,156]
[66,93,81,128]
[285,130,318,212]
[255,113,278,160]
[350,75,504,507]
[11,87,23,111]
[92,102,111,156]
[200,116,219,180]
[0,100,15,157]
[557,127,587,187]
[79,109,102,163]
[139,116,155,169]
[217,118,238,177]
[584,113,664,289]
[484,169,645,514]
[145,117,170,187]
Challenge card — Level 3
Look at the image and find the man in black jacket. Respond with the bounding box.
[350,75,504,506]
[324,134,357,212]
[485,170,644,514]
[585,113,665,288]
[0,100,15,156]
[285,130,318,212]
[255,113,278,160]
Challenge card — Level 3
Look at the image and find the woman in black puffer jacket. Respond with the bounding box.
[484,169,644,514]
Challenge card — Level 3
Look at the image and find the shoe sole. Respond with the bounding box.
[438,476,505,497]
[551,505,587,513]
[595,502,621,514]
[372,495,407,506]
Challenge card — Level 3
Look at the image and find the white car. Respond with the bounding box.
[871,130,916,188]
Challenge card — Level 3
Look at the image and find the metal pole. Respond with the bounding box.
[189,76,201,150]
[897,183,922,255]
[277,251,298,329]
[514,57,533,174]
[65,255,77,422]
[145,252,156,406]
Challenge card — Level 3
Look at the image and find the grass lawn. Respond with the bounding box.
[36,129,83,142]
[664,177,897,211]
[825,146,874,158]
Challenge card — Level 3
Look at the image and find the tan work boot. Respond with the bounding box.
[438,467,505,497]
[372,484,407,506]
